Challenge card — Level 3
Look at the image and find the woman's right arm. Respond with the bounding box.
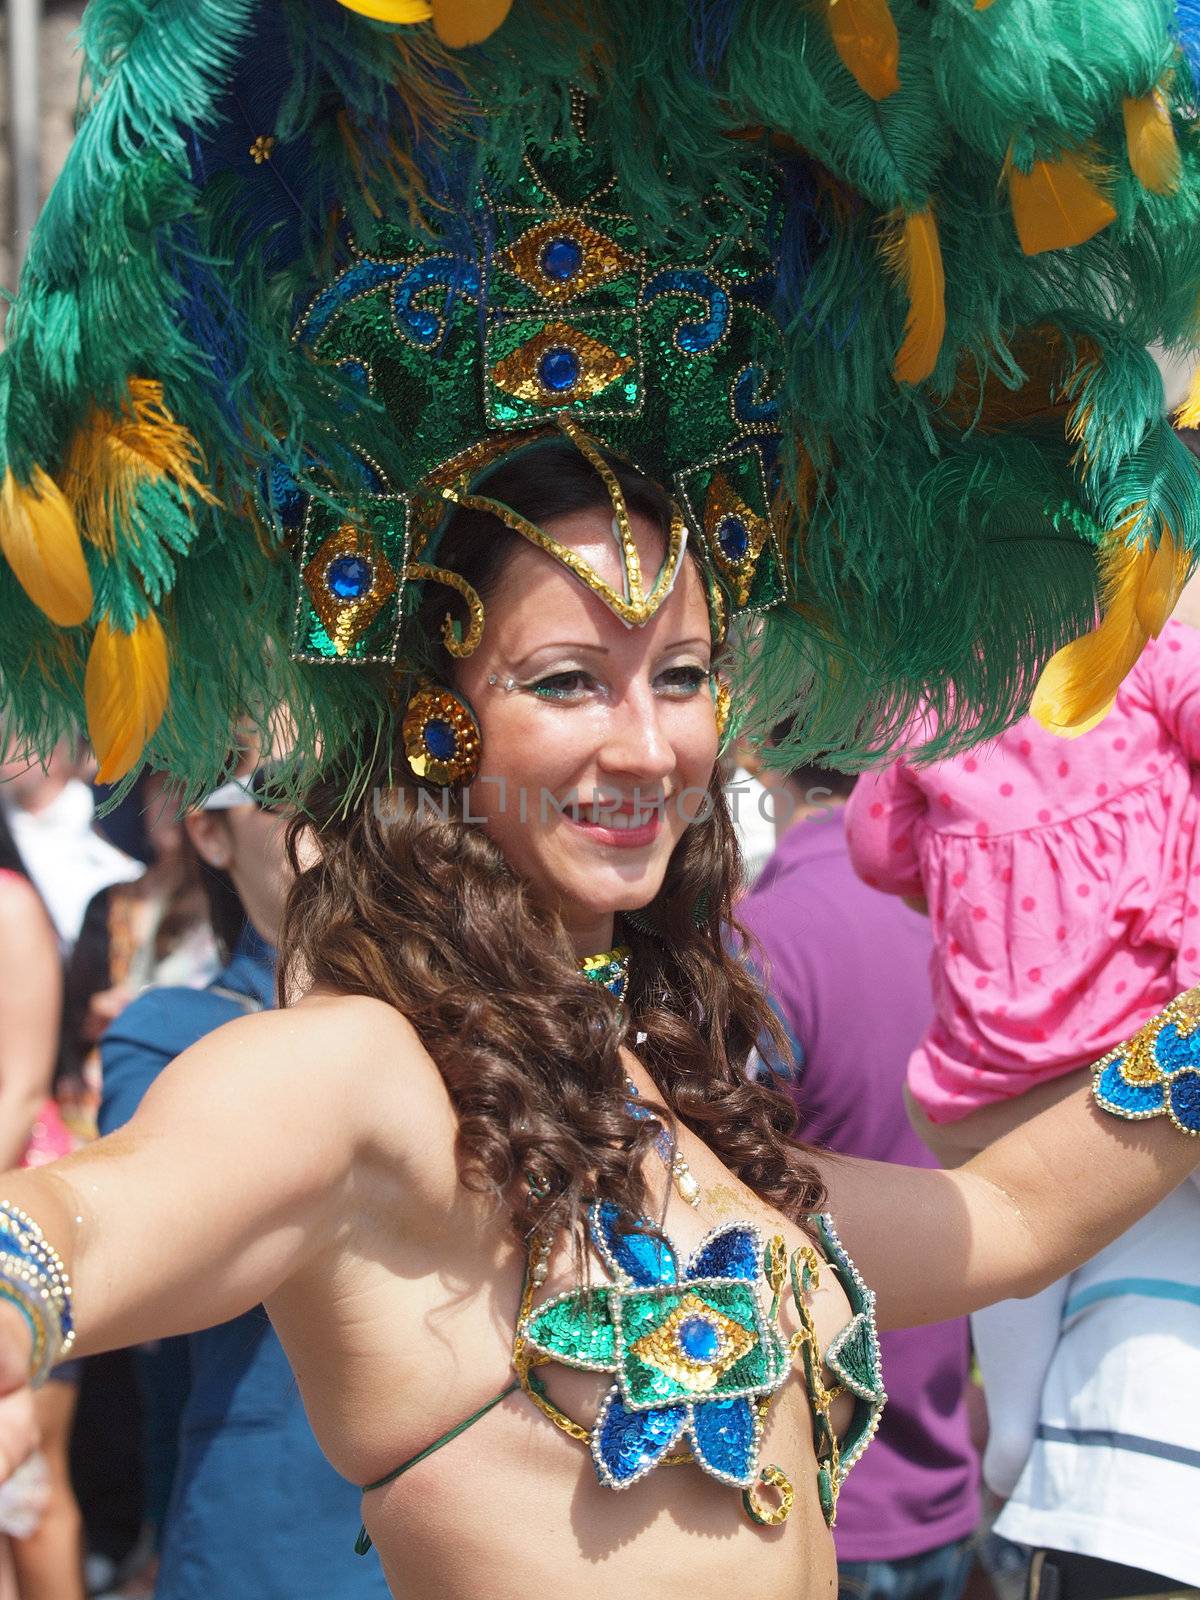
[0,993,416,1362]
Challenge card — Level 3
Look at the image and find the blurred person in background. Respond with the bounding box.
[740,756,981,1600]
[0,743,141,952]
[60,773,218,1143]
[0,808,84,1599]
[96,766,390,1600]
[846,622,1200,1598]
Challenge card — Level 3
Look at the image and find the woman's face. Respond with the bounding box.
[453,505,719,950]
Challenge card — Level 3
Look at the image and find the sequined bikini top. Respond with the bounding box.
[512,1199,885,1528]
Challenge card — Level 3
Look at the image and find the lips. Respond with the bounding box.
[565,798,666,848]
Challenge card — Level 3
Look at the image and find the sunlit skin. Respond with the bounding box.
[455,507,718,954]
[0,512,1191,1600]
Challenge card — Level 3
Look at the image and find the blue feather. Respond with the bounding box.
[690,0,744,79]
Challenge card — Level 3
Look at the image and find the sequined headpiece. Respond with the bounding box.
[3,0,1200,798]
[282,123,786,668]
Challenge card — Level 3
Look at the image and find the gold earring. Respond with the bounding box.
[402,682,481,786]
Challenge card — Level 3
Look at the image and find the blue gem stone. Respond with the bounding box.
[678,1315,721,1363]
[326,554,373,600]
[1167,1067,1200,1132]
[424,719,458,762]
[538,346,580,392]
[717,515,750,562]
[541,237,584,282]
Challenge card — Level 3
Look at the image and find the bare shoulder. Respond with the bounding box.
[140,990,452,1165]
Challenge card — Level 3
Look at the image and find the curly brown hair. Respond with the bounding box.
[280,444,825,1247]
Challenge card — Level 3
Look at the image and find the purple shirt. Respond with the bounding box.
[739,808,981,1563]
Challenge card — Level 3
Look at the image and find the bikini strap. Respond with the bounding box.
[354,1379,522,1556]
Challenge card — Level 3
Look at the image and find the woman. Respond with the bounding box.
[1,6,1200,1598]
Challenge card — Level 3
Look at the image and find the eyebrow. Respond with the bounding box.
[511,637,711,671]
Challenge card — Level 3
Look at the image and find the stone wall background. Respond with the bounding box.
[0,1,85,318]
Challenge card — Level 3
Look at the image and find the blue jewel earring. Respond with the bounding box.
[402,681,481,786]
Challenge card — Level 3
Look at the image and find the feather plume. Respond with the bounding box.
[61,380,214,554]
[431,0,513,47]
[85,612,169,783]
[826,0,901,102]
[974,0,995,8]
[0,468,93,627]
[334,0,432,20]
[1032,520,1187,737]
[881,207,945,385]
[1177,365,1200,431]
[1008,148,1117,256]
[1123,90,1181,195]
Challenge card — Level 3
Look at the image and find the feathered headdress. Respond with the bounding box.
[3,0,1200,797]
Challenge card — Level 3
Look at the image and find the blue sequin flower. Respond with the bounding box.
[1092,990,1200,1138]
[519,1206,790,1490]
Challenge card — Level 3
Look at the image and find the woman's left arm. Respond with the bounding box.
[818,1076,1199,1331]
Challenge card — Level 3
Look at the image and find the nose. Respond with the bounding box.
[596,678,676,788]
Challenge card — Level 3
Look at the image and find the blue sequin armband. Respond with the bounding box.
[0,1202,75,1387]
[1092,987,1200,1137]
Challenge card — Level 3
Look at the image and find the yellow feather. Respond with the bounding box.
[826,0,901,101]
[1009,148,1117,256]
[881,208,946,385]
[61,378,214,553]
[1175,363,1200,430]
[1031,518,1187,737]
[333,0,432,20]
[1123,91,1181,196]
[974,0,996,8]
[0,467,93,627]
[432,0,512,46]
[1134,523,1189,637]
[84,613,169,784]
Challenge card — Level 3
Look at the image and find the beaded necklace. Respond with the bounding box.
[578,943,703,1208]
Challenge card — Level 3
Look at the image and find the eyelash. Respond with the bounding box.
[529,665,711,703]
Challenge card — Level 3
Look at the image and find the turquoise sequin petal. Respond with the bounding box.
[522,1287,617,1371]
[690,1396,758,1487]
[1094,1060,1166,1118]
[591,1390,689,1488]
[590,1202,678,1285]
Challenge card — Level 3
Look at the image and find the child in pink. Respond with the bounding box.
[845,618,1200,1136]
[845,616,1200,1502]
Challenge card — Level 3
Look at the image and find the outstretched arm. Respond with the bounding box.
[0,992,413,1369]
[843,760,928,898]
[820,1073,1197,1331]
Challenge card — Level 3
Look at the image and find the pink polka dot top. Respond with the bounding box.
[844,620,1200,1124]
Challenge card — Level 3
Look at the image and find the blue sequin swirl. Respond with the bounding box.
[642,269,729,354]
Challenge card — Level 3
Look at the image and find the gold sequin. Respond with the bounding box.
[490,322,633,407]
[497,218,636,305]
[249,135,276,164]
[403,561,485,656]
[302,522,398,655]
